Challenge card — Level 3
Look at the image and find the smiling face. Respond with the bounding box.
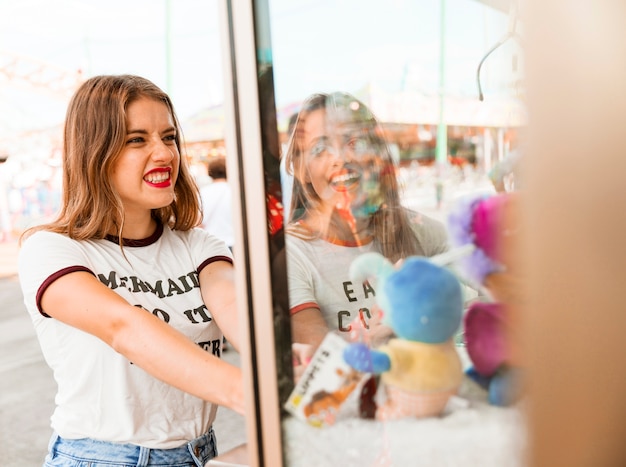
[298,107,385,218]
[111,97,179,224]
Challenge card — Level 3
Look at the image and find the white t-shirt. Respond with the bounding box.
[287,236,379,334]
[286,211,449,338]
[18,224,233,449]
[200,180,234,248]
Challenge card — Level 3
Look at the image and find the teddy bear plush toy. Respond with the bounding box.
[447,191,524,407]
[343,252,465,420]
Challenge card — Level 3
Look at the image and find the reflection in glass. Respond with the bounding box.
[257,1,527,465]
[283,92,449,350]
[277,91,464,466]
[257,63,295,407]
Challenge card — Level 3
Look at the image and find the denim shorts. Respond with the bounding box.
[43,428,218,467]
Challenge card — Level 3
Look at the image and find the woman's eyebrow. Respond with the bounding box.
[126,126,177,134]
[306,134,329,147]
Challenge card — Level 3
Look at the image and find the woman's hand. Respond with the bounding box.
[292,342,315,383]
[350,305,394,347]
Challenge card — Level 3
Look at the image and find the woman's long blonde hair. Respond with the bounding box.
[22,74,200,242]
[284,92,421,263]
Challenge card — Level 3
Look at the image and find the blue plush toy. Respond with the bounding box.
[343,252,465,420]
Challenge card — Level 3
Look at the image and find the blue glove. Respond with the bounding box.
[343,342,391,374]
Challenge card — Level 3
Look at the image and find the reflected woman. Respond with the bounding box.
[283,92,449,350]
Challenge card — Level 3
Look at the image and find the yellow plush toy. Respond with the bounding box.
[343,253,464,420]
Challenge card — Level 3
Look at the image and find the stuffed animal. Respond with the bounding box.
[446,192,508,289]
[343,252,464,420]
[447,192,524,407]
[463,301,524,406]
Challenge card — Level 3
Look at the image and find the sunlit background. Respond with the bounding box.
[0,0,523,239]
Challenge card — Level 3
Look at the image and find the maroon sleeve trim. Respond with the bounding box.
[36,266,95,318]
[197,256,234,274]
[290,302,320,316]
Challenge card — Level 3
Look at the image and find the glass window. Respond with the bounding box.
[221,0,526,465]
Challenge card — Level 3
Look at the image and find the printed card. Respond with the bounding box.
[284,332,367,427]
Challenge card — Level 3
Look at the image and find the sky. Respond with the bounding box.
[0,0,517,158]
[0,0,224,139]
[268,0,515,104]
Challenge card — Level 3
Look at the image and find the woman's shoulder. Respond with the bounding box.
[402,208,449,255]
[170,226,233,260]
[404,208,446,232]
[284,223,331,261]
[164,226,210,249]
[21,229,75,250]
[18,230,92,279]
[285,220,313,236]
[172,225,220,242]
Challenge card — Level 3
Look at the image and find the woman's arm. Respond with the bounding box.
[40,270,245,415]
[290,307,328,382]
[199,260,240,351]
[291,307,329,349]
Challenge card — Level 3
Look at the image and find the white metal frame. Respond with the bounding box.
[218,1,283,466]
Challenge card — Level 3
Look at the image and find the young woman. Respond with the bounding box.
[18,75,243,467]
[283,92,449,349]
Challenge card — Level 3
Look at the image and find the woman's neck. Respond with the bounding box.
[304,210,372,244]
[116,215,158,240]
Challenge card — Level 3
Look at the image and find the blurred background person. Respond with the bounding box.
[488,147,523,193]
[201,155,234,253]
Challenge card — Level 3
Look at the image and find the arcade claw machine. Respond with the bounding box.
[210,1,527,466]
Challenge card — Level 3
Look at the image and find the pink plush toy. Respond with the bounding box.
[447,192,512,289]
[463,302,508,377]
[447,192,524,406]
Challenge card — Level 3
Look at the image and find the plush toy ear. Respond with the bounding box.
[447,192,505,286]
[349,252,393,284]
[471,194,510,263]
